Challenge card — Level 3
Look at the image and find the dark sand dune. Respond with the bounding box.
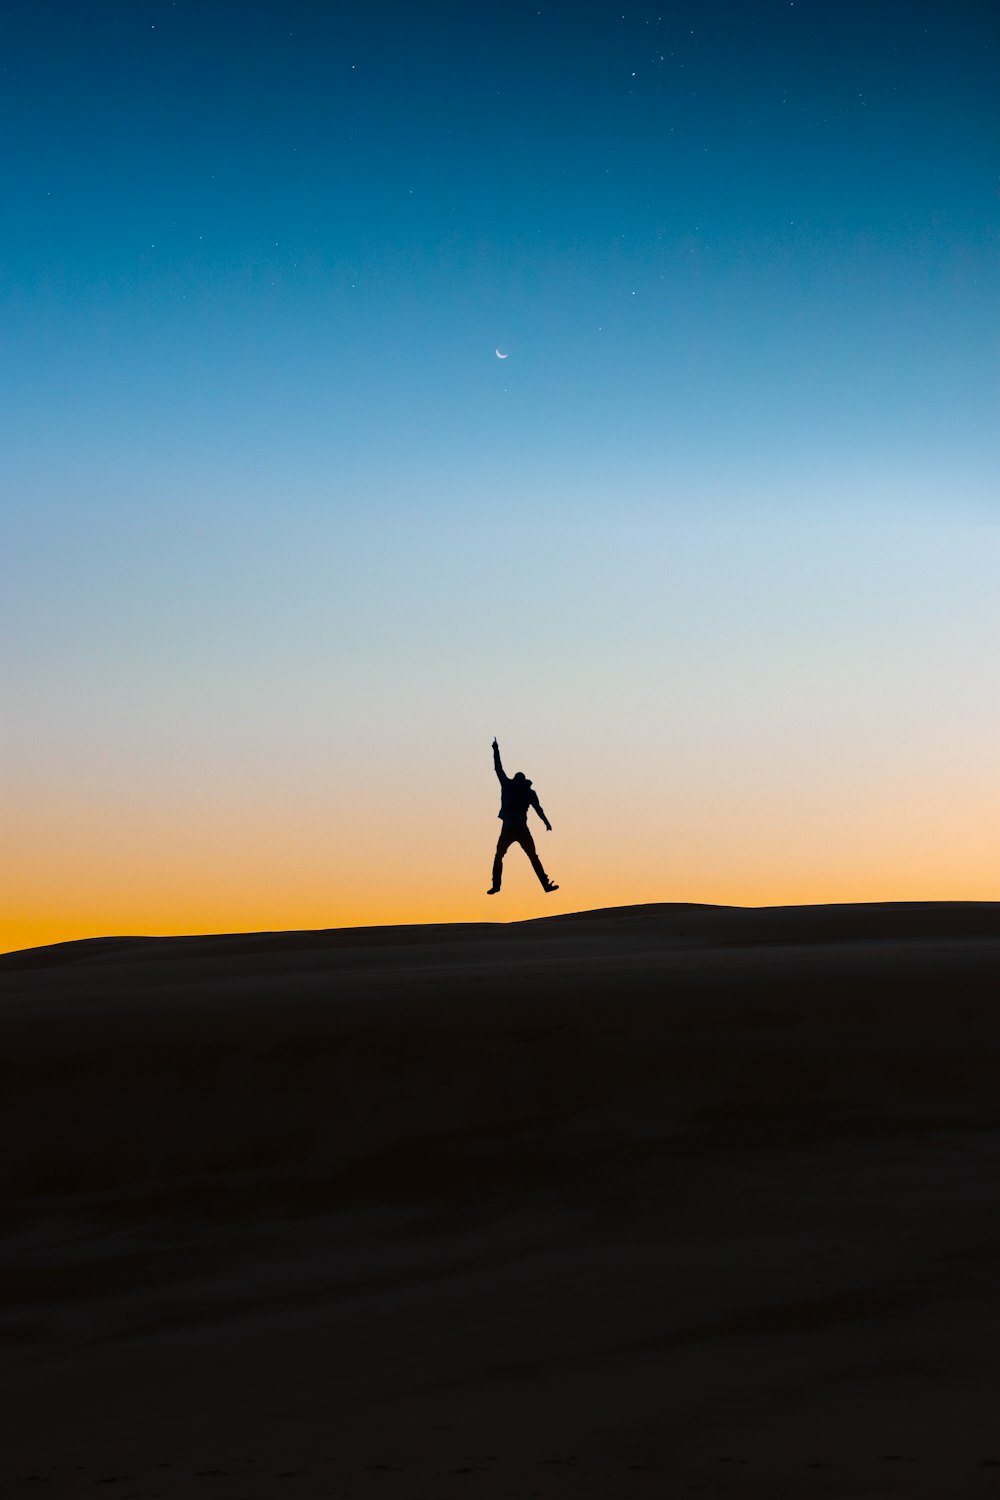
[3,903,1000,1496]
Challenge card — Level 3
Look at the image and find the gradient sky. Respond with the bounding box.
[3,0,998,951]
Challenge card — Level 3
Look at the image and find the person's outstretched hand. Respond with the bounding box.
[492,737,498,750]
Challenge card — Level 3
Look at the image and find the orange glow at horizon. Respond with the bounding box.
[5,757,998,955]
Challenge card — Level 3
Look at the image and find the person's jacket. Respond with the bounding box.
[497,775,542,825]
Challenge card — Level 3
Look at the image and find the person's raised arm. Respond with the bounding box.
[492,737,507,784]
[530,788,553,831]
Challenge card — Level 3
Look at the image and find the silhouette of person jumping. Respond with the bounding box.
[488,738,558,895]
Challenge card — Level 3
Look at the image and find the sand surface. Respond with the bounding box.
[3,901,1000,1497]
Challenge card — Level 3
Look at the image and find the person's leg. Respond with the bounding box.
[515,827,555,890]
[489,826,514,893]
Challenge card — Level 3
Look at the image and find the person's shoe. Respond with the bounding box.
[542,881,559,893]
[487,885,500,895]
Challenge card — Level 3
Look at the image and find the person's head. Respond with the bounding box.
[512,771,531,786]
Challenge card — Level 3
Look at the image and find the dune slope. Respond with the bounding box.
[3,902,1000,1497]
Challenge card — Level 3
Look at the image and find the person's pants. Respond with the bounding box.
[493,822,550,889]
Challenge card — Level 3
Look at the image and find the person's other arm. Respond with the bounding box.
[492,738,508,784]
[530,789,553,831]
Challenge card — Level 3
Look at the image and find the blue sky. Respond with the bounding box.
[6,0,996,521]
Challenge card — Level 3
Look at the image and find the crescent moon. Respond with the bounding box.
[495,348,508,359]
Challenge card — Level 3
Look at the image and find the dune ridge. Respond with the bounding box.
[3,901,1000,1201]
[5,897,1000,972]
